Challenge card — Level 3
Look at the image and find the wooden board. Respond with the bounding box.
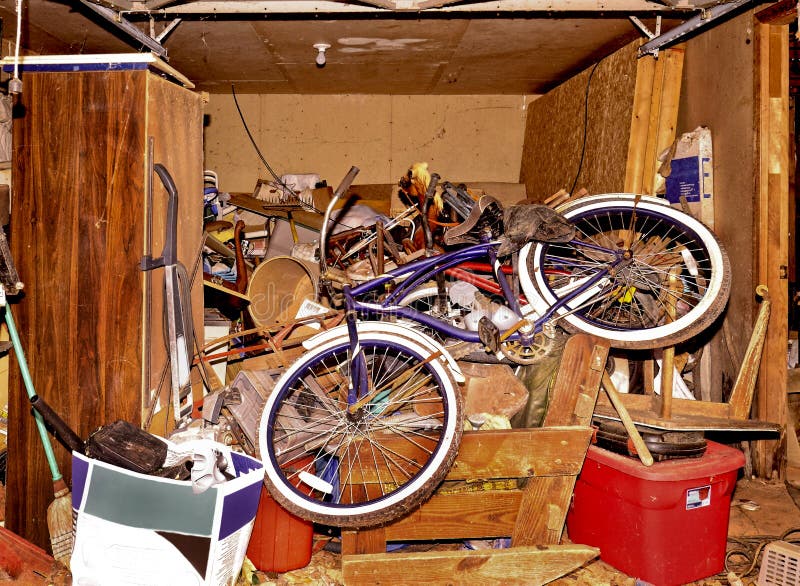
[753,20,790,478]
[382,490,523,541]
[593,404,781,432]
[447,427,592,480]
[342,544,599,586]
[145,73,205,432]
[6,69,202,549]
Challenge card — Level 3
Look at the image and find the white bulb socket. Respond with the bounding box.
[314,43,331,67]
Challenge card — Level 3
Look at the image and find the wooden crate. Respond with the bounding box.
[341,334,609,585]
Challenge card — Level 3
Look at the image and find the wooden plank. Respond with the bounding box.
[624,47,656,194]
[382,491,523,541]
[593,404,780,432]
[643,45,685,195]
[447,427,592,479]
[511,475,576,545]
[542,334,608,427]
[342,527,387,556]
[753,21,790,478]
[342,544,599,586]
[595,389,731,418]
[342,427,591,484]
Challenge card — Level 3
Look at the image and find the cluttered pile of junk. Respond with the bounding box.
[0,160,782,586]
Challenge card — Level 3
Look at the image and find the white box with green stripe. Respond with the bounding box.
[69,444,264,585]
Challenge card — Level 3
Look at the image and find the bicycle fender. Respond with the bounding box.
[301,321,465,383]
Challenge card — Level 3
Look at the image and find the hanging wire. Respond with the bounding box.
[569,57,603,196]
[230,84,322,214]
[10,0,23,93]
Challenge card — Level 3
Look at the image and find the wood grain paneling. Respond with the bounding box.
[754,21,790,478]
[6,69,202,549]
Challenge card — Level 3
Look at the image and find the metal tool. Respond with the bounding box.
[141,163,195,426]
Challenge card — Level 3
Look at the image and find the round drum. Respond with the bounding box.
[246,256,319,327]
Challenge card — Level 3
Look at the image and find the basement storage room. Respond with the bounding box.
[0,0,799,584]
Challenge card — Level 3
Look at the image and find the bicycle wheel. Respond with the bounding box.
[518,194,730,349]
[256,329,463,527]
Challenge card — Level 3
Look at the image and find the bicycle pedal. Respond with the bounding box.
[477,316,500,354]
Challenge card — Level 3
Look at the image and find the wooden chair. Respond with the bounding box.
[341,333,610,585]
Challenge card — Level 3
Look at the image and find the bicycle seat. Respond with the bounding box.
[443,195,505,246]
[496,204,576,256]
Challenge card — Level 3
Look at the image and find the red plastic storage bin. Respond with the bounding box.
[566,440,744,586]
[246,488,314,573]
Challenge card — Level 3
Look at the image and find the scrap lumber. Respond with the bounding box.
[342,544,599,586]
[625,43,685,194]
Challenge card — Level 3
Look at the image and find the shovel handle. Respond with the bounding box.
[602,371,654,467]
[30,394,85,454]
[5,304,63,481]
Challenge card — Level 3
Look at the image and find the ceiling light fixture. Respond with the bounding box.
[314,43,331,68]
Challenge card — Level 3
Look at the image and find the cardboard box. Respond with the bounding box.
[663,126,714,228]
[70,443,264,585]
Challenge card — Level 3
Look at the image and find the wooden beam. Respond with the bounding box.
[756,0,798,24]
[753,19,790,478]
[446,427,592,479]
[625,44,684,194]
[342,544,599,586]
[382,490,523,541]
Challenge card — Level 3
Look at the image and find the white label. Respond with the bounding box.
[686,484,711,510]
[294,298,329,330]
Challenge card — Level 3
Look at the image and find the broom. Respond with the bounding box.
[4,303,74,567]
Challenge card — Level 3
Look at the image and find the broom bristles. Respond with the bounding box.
[47,479,73,567]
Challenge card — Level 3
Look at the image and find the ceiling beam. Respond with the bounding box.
[755,0,797,24]
[120,0,686,15]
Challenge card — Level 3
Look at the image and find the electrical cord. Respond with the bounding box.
[230,84,322,214]
[723,527,800,580]
[569,58,603,196]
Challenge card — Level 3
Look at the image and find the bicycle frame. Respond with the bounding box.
[342,238,621,344]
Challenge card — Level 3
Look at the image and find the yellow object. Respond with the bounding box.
[617,286,637,303]
[464,412,511,431]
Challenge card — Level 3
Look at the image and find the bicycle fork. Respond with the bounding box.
[344,286,370,412]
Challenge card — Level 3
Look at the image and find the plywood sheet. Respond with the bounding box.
[519,40,640,201]
[203,94,528,193]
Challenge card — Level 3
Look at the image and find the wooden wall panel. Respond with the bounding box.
[7,71,147,547]
[753,20,790,478]
[519,40,639,201]
[6,69,203,549]
[145,75,204,432]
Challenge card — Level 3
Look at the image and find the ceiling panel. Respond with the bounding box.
[0,0,694,94]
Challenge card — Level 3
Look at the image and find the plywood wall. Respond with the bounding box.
[203,94,532,193]
[519,40,640,201]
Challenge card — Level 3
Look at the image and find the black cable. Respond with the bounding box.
[230,84,322,214]
[569,58,603,196]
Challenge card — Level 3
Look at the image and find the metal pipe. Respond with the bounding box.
[638,0,752,57]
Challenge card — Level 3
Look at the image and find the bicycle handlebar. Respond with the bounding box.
[319,165,360,277]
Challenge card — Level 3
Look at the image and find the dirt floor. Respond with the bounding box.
[0,470,798,584]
